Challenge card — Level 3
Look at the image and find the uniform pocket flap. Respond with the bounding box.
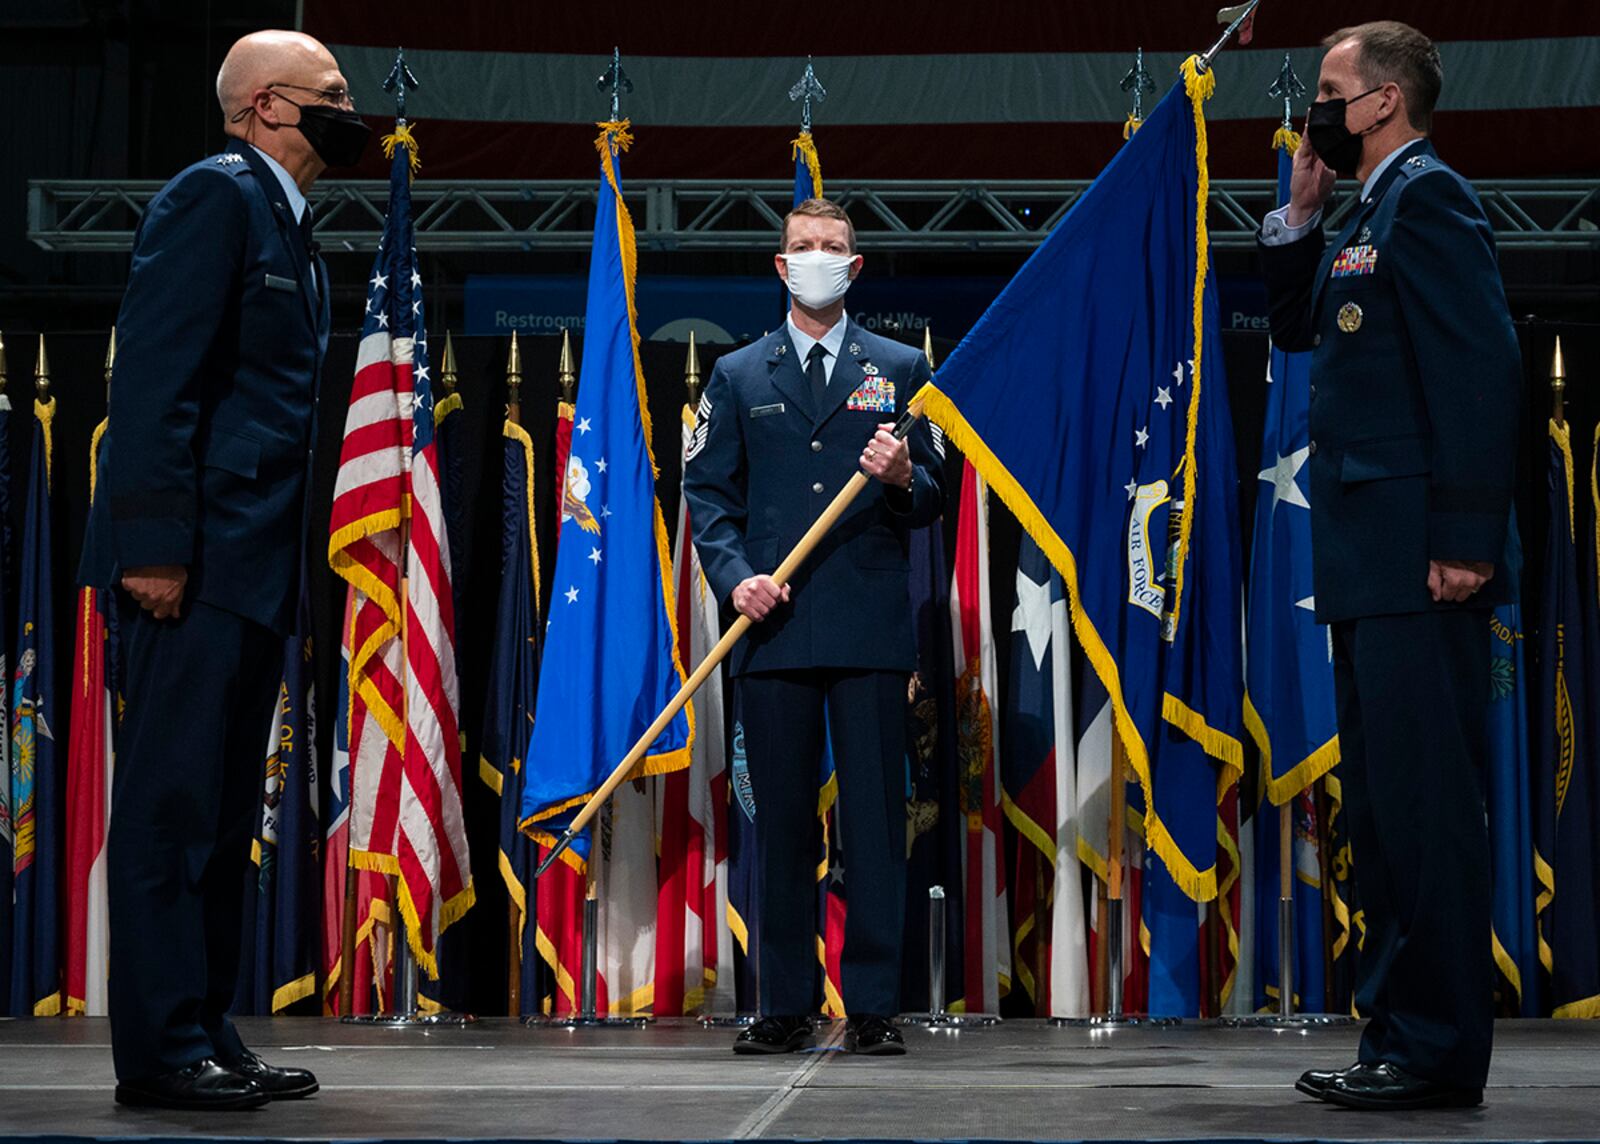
[264,273,299,292]
[202,428,262,478]
[1340,435,1430,483]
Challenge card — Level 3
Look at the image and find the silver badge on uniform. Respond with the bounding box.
[1337,301,1363,333]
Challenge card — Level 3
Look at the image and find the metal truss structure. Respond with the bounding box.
[28,177,1600,254]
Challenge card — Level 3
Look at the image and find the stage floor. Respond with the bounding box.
[0,1017,1596,1142]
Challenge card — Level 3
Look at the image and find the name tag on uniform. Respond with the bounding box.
[749,403,785,419]
[264,273,298,292]
[846,375,895,413]
[1330,245,1378,278]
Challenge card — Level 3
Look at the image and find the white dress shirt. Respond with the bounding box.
[786,312,848,385]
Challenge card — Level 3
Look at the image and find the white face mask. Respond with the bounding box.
[783,250,855,309]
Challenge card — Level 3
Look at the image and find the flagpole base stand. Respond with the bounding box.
[530,1015,653,1029]
[698,1014,758,1028]
[1051,1015,1184,1029]
[341,1010,478,1028]
[1218,1013,1356,1029]
[898,1012,1001,1028]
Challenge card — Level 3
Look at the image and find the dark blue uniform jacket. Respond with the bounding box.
[682,321,944,675]
[79,140,328,636]
[1259,139,1521,623]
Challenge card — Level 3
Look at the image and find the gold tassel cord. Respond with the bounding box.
[381,122,422,178]
[1272,125,1302,154]
[791,131,824,198]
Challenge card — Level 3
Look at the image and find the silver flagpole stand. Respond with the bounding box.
[341,46,474,1032]
[901,886,1000,1028]
[537,814,651,1029]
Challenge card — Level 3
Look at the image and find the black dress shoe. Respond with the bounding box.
[1323,1062,1483,1111]
[844,1015,906,1056]
[114,1058,270,1111]
[1296,1061,1375,1100]
[224,1049,319,1100]
[733,1016,815,1055]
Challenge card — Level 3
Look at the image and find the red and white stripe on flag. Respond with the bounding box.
[656,403,734,1016]
[63,586,113,1016]
[328,235,473,977]
[950,462,1010,1014]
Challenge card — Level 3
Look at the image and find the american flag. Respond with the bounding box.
[328,127,473,978]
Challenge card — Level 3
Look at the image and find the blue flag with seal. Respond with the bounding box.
[10,383,60,1016]
[520,120,693,865]
[917,62,1242,904]
[1487,516,1537,1015]
[1536,416,1600,1018]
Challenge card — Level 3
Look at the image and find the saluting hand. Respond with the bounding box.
[1428,559,1494,604]
[122,564,188,620]
[860,424,913,491]
[1286,114,1337,229]
[733,574,790,622]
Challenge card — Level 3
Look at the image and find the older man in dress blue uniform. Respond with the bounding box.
[79,30,369,1110]
[1258,21,1520,1111]
[683,198,944,1056]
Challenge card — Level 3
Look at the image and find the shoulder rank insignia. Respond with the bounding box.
[1405,155,1429,170]
[216,152,244,166]
[1337,301,1363,333]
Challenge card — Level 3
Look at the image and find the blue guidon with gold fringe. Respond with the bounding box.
[916,60,1241,900]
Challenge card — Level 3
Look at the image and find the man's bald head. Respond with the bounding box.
[216,30,338,119]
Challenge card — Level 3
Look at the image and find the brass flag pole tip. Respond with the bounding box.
[684,330,702,405]
[558,328,577,402]
[441,329,459,392]
[507,329,522,380]
[922,326,936,371]
[1551,335,1567,385]
[34,333,50,398]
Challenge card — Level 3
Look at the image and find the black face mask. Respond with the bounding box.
[286,100,372,168]
[1306,87,1382,178]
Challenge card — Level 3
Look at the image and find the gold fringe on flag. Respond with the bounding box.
[1123,113,1143,139]
[791,130,824,198]
[381,122,422,178]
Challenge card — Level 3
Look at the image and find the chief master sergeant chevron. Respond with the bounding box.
[1257,21,1520,1112]
[77,30,368,1113]
[683,198,944,1057]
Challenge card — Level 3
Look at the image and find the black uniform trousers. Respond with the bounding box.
[740,668,907,1018]
[107,595,283,1081]
[1332,609,1493,1090]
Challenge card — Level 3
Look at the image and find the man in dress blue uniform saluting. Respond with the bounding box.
[78,30,369,1110]
[1257,21,1520,1111]
[683,199,944,1056]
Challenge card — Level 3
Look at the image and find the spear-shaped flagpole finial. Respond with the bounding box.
[1551,335,1568,423]
[441,329,459,393]
[35,333,50,399]
[922,326,936,372]
[504,330,522,423]
[684,331,703,407]
[788,56,828,133]
[558,328,577,403]
[104,326,117,394]
[1120,47,1157,124]
[384,46,420,122]
[598,47,633,122]
[1268,51,1306,129]
[1198,0,1262,72]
